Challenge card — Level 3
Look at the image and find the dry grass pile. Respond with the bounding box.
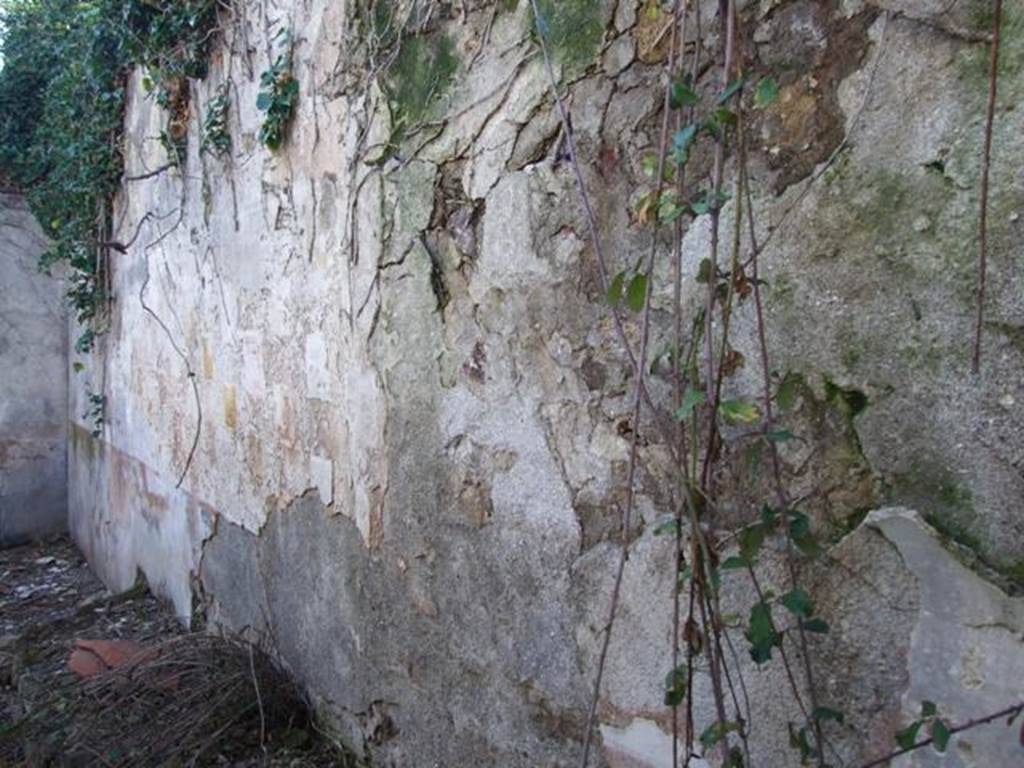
[2,632,350,767]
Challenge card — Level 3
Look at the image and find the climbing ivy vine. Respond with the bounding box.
[256,29,298,150]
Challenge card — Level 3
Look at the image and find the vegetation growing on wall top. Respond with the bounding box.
[0,0,222,353]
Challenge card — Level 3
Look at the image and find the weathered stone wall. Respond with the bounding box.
[0,190,66,547]
[69,1,1024,765]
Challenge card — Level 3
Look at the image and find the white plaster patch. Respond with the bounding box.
[310,454,334,507]
[305,330,331,401]
[600,718,710,768]
[239,330,267,398]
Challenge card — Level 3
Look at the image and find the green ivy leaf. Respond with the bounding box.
[690,195,713,216]
[673,124,698,153]
[640,154,660,178]
[745,601,779,664]
[691,190,731,215]
[712,107,737,126]
[720,556,748,572]
[753,77,779,109]
[718,79,745,104]
[719,399,762,425]
[776,372,803,413]
[607,271,626,307]
[789,511,811,539]
[704,107,737,139]
[670,79,699,109]
[921,700,938,718]
[931,719,951,753]
[780,588,814,618]
[813,706,845,725]
[654,516,680,536]
[788,722,814,764]
[788,511,822,557]
[673,388,705,422]
[696,258,713,283]
[256,91,273,111]
[664,664,689,707]
[895,721,922,750]
[766,429,797,444]
[700,720,742,751]
[801,618,829,634]
[658,191,687,224]
[671,123,699,166]
[626,273,648,312]
[738,523,766,563]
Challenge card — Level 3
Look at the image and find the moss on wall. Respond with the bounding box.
[386,32,459,134]
[961,2,1024,98]
[534,0,605,72]
[884,458,1001,578]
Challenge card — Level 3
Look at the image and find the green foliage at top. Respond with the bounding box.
[137,0,218,106]
[0,0,221,350]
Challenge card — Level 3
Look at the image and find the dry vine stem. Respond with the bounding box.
[528,0,818,765]
[672,7,703,761]
[134,190,202,489]
[971,0,1003,374]
[526,1,691,763]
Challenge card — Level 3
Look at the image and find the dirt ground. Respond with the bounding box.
[0,536,353,767]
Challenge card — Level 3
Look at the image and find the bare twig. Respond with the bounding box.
[670,5,698,761]
[123,162,176,182]
[97,207,176,253]
[972,0,1002,374]
[248,642,267,751]
[677,11,705,764]
[700,0,738,486]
